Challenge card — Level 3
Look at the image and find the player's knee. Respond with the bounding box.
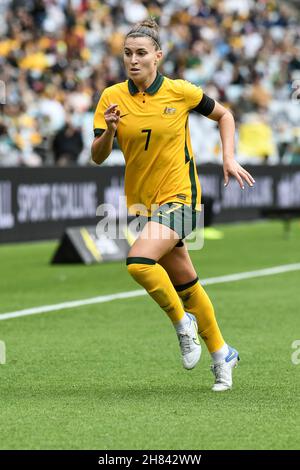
[126,257,156,280]
[126,262,139,279]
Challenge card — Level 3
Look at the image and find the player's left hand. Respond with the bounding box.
[223,159,255,189]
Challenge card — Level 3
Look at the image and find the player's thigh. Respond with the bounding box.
[159,242,197,285]
[127,221,180,261]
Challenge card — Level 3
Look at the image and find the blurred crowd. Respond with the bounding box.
[0,0,300,167]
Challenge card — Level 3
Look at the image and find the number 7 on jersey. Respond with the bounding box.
[141,129,152,151]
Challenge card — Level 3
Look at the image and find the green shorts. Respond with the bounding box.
[136,202,198,244]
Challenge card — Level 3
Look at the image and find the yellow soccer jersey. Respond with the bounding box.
[94,73,203,215]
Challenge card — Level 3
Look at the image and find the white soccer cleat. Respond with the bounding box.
[211,346,240,392]
[177,313,201,370]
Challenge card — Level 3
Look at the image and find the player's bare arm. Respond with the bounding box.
[207,101,255,189]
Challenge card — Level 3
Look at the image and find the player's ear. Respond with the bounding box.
[156,50,163,62]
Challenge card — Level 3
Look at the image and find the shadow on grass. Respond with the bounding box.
[0,381,209,403]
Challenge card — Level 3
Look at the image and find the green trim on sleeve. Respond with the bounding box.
[94,128,105,137]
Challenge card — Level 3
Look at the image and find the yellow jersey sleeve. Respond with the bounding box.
[183,80,204,111]
[93,89,110,131]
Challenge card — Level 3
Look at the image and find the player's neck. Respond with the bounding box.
[132,70,158,92]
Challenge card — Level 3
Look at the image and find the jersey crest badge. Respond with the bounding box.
[163,107,176,115]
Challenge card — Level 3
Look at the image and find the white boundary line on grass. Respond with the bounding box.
[1,263,300,321]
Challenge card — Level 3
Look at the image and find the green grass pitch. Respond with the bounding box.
[0,220,300,450]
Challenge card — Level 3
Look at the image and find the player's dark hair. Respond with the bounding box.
[125,18,161,50]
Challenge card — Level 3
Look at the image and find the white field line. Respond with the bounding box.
[1,263,300,322]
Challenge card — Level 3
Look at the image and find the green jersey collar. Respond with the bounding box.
[128,72,164,96]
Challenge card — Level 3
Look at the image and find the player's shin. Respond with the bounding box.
[175,278,225,353]
[126,257,185,322]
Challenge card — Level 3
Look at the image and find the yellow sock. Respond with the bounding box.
[127,257,185,323]
[175,278,225,353]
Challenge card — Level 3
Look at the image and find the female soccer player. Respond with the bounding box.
[92,19,255,391]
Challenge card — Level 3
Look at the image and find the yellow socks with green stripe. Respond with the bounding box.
[126,257,186,324]
[175,277,225,354]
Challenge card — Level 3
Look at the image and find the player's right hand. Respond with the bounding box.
[104,104,120,132]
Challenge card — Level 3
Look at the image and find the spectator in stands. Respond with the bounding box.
[52,119,83,166]
[285,136,300,164]
[0,122,19,166]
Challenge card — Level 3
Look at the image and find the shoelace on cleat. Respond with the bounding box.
[178,332,194,355]
[210,363,227,384]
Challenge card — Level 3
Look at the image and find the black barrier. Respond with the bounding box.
[1,165,300,243]
[0,166,124,243]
